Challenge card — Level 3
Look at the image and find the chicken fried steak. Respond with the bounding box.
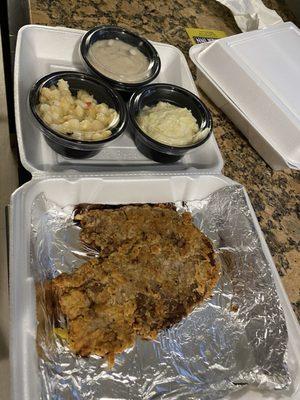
[50,204,220,363]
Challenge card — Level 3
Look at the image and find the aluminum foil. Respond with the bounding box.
[31,185,291,399]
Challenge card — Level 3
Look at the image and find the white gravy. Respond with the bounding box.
[87,39,150,83]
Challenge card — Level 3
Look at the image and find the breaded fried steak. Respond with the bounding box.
[50,204,220,364]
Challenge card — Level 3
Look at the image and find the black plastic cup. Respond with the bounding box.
[128,83,213,163]
[80,26,161,100]
[29,71,128,159]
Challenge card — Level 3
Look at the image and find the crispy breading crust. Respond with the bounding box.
[50,204,221,363]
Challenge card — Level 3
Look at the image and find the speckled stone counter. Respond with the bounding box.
[29,0,299,319]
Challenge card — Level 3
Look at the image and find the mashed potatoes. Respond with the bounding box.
[137,102,205,146]
[37,79,119,141]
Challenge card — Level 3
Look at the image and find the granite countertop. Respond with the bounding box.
[29,0,299,319]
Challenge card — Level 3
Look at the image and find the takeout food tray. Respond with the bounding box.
[10,175,300,399]
[10,24,300,400]
[14,25,223,174]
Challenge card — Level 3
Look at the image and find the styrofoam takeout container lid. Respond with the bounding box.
[189,22,300,170]
[14,25,223,175]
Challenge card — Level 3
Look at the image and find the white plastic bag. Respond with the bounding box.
[216,0,283,31]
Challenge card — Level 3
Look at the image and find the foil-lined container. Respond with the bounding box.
[31,185,291,399]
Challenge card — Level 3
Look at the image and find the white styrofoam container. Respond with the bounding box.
[11,24,300,400]
[14,25,223,175]
[189,22,300,170]
[10,175,300,399]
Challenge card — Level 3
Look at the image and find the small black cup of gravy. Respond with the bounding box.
[80,26,161,99]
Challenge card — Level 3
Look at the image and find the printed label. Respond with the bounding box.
[186,28,226,45]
